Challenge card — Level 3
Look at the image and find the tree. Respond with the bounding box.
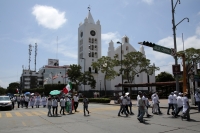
[92,56,118,96]
[67,64,96,91]
[81,71,96,89]
[6,82,20,94]
[67,64,83,91]
[0,87,6,95]
[156,71,175,82]
[119,51,160,83]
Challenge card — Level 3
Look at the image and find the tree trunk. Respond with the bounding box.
[104,75,107,96]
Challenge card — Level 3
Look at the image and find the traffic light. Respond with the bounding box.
[142,41,156,47]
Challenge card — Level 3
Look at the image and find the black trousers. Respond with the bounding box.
[53,106,58,115]
[175,106,183,116]
[167,103,174,114]
[60,106,65,114]
[17,102,20,108]
[74,102,79,111]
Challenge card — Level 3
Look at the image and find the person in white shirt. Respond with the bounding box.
[121,95,128,117]
[127,93,134,115]
[24,96,29,108]
[137,91,142,117]
[175,93,183,117]
[194,90,200,112]
[60,96,66,115]
[35,96,41,108]
[152,95,159,114]
[118,94,124,116]
[167,92,174,115]
[52,97,58,116]
[29,96,35,108]
[47,97,52,117]
[41,96,47,108]
[142,93,151,117]
[172,91,178,116]
[181,92,190,121]
[73,94,79,112]
[137,93,145,123]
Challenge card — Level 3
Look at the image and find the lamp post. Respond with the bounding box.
[82,58,85,93]
[117,41,123,94]
[99,80,101,97]
[171,0,189,92]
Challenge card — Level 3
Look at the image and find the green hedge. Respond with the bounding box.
[79,98,111,103]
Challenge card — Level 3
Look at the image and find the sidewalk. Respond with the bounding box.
[108,99,198,109]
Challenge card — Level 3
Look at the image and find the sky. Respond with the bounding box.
[0,0,200,88]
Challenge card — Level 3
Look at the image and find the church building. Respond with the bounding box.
[78,9,156,96]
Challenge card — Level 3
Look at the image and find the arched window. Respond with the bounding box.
[95,38,97,44]
[89,67,91,72]
[92,45,94,50]
[92,38,94,43]
[95,52,97,58]
[88,52,91,57]
[95,45,97,50]
[89,38,91,43]
[126,46,129,51]
[89,45,91,50]
[92,52,94,57]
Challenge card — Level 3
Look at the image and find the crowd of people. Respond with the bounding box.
[117,90,194,123]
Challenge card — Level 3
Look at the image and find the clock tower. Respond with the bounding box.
[78,9,101,90]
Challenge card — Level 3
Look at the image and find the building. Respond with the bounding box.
[78,10,156,95]
[20,59,70,90]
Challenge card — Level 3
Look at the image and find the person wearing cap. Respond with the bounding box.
[167,92,174,115]
[175,92,183,117]
[73,94,79,112]
[172,91,178,117]
[194,90,200,112]
[137,92,145,123]
[60,96,66,115]
[181,92,190,121]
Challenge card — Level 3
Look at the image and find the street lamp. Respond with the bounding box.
[171,0,189,92]
[117,41,123,94]
[82,58,85,93]
[99,80,101,97]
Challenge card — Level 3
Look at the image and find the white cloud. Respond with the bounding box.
[32,5,67,29]
[142,0,154,5]
[102,32,120,44]
[196,26,200,36]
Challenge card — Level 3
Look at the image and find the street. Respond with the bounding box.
[0,103,200,133]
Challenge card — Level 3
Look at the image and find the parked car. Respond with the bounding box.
[0,96,12,110]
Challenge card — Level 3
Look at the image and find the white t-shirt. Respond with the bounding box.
[73,96,79,102]
[60,98,66,107]
[52,99,58,107]
[168,94,173,104]
[153,97,158,104]
[195,92,200,102]
[182,96,189,112]
[142,96,148,106]
[177,96,183,107]
[137,95,140,106]
[122,97,128,105]
[173,94,177,104]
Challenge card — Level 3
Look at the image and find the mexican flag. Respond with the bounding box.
[63,82,72,94]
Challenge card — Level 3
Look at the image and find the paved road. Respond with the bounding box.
[0,103,200,133]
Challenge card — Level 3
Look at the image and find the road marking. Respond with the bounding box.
[22,121,26,126]
[24,112,33,116]
[15,112,22,117]
[31,111,42,116]
[6,112,12,117]
[39,111,47,115]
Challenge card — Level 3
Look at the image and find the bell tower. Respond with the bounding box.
[78,7,101,74]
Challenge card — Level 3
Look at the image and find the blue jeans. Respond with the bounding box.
[48,105,52,116]
[138,107,145,121]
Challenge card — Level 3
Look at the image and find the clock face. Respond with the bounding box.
[80,32,83,37]
[90,30,96,36]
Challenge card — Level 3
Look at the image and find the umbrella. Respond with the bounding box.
[24,92,30,95]
[49,90,61,95]
[125,92,129,96]
[31,93,34,96]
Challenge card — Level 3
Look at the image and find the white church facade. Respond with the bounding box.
[78,10,156,95]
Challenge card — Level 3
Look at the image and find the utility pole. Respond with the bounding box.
[171,0,189,92]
